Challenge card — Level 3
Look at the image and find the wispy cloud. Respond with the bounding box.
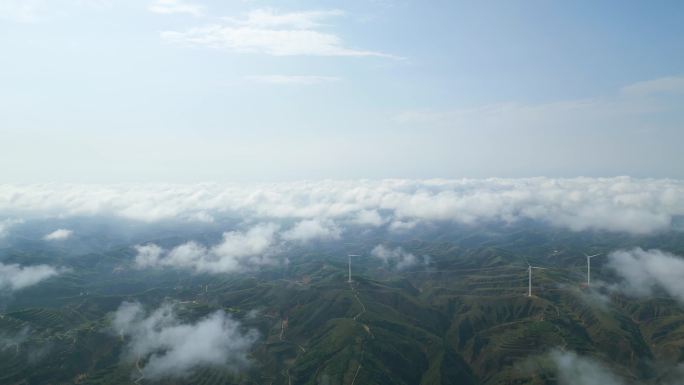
[620,76,684,97]
[149,0,204,17]
[0,218,23,238]
[43,228,73,241]
[112,301,258,379]
[161,8,399,58]
[244,75,341,85]
[0,327,30,352]
[395,76,684,131]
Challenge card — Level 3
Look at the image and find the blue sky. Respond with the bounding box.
[1,0,683,182]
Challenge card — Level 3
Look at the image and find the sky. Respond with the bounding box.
[1,0,683,182]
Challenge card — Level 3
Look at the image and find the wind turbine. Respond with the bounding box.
[347,254,360,283]
[527,264,547,297]
[584,253,601,287]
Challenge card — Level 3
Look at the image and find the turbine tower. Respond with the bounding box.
[584,253,601,287]
[347,254,360,283]
[527,264,547,297]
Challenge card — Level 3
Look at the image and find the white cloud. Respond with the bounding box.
[161,8,398,58]
[244,75,341,85]
[134,223,280,273]
[149,0,204,17]
[0,263,63,291]
[282,219,341,242]
[608,248,684,303]
[550,350,624,385]
[371,244,419,270]
[112,301,257,379]
[212,223,277,258]
[43,228,73,241]
[352,209,386,226]
[1,178,683,235]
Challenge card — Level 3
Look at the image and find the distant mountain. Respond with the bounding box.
[1,223,684,384]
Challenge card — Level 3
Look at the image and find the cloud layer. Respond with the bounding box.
[0,263,63,291]
[112,301,257,379]
[1,178,683,235]
[608,248,684,303]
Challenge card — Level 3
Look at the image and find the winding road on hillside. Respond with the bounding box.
[347,281,372,384]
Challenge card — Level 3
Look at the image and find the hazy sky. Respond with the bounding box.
[1,0,683,182]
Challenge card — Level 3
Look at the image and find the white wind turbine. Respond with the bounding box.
[584,253,601,287]
[527,264,548,297]
[348,254,360,283]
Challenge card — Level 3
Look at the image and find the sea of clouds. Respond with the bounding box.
[2,177,684,289]
[0,177,682,234]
